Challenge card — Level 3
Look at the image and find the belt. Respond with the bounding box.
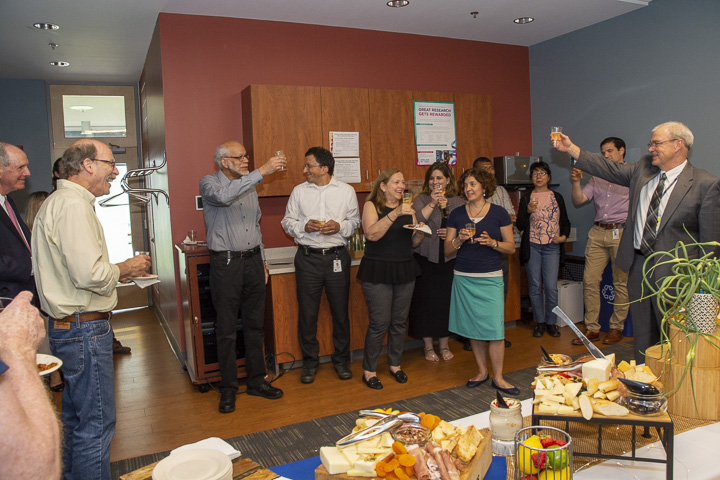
[595,222,625,229]
[51,312,111,323]
[301,245,345,255]
[210,246,261,259]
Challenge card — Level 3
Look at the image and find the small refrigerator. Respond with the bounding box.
[557,280,584,326]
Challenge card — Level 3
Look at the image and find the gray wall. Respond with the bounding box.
[0,78,53,214]
[529,0,720,254]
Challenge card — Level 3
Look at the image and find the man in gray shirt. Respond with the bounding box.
[200,141,286,413]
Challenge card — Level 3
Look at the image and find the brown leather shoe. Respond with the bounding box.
[571,330,600,345]
[603,329,624,344]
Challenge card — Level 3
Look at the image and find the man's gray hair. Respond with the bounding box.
[62,142,98,178]
[0,142,12,167]
[653,121,694,149]
[214,143,232,167]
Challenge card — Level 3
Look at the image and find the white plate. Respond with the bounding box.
[152,448,232,480]
[36,353,62,376]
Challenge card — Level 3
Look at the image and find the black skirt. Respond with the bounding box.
[408,253,455,338]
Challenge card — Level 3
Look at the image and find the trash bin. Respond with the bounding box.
[598,262,633,336]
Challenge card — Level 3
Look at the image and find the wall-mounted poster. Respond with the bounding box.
[329,131,361,183]
[414,101,457,166]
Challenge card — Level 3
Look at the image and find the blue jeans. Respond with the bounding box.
[526,242,560,325]
[50,317,116,480]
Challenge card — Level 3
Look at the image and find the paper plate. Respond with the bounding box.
[130,274,159,280]
[152,448,232,480]
[36,353,62,376]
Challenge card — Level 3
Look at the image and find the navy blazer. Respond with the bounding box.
[0,195,36,301]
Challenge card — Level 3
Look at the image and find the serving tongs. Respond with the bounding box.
[336,415,404,447]
[358,410,421,423]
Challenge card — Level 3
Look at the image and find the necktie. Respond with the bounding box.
[640,172,667,256]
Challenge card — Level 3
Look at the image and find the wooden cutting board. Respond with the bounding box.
[314,428,492,480]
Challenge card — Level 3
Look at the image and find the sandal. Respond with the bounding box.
[424,348,439,362]
[440,348,454,362]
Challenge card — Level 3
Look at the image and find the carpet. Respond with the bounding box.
[111,342,634,479]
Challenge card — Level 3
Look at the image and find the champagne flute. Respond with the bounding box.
[465,222,476,243]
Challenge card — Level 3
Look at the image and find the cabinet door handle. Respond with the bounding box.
[193,316,199,327]
[365,169,368,180]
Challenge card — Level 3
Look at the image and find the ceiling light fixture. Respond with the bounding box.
[386,0,409,7]
[70,105,93,111]
[34,22,59,30]
[513,17,534,24]
[50,61,70,67]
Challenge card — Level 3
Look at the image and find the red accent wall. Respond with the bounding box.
[156,13,531,249]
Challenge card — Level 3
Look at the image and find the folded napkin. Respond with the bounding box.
[182,235,197,245]
[171,437,241,460]
[132,277,161,289]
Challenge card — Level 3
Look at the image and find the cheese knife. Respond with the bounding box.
[552,306,607,360]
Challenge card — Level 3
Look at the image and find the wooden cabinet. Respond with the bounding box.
[264,265,380,364]
[241,84,493,196]
[176,245,246,389]
[241,85,322,197]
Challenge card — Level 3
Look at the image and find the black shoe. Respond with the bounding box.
[113,337,131,354]
[300,367,317,384]
[463,340,472,351]
[505,340,512,348]
[533,323,545,337]
[389,369,408,383]
[547,324,560,337]
[218,389,236,413]
[362,375,383,389]
[466,375,490,388]
[334,363,353,380]
[491,379,520,397]
[247,382,283,399]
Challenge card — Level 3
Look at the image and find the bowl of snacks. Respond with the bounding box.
[391,423,431,447]
[622,388,668,416]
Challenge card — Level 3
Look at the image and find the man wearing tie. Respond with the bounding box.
[555,122,720,362]
[0,143,35,304]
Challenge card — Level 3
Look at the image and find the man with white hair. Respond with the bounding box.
[555,121,720,362]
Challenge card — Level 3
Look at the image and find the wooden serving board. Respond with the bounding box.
[120,456,278,480]
[315,428,492,480]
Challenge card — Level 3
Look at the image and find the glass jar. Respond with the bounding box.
[489,397,523,441]
[622,389,668,416]
[391,423,431,447]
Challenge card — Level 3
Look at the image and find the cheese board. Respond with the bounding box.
[314,428,492,480]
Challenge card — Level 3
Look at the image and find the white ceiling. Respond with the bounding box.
[1,0,650,84]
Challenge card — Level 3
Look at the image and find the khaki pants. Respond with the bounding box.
[583,225,629,332]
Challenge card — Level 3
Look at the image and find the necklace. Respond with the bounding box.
[467,201,488,218]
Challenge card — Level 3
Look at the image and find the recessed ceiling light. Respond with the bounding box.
[50,61,70,67]
[514,17,534,24]
[386,0,409,7]
[34,23,59,30]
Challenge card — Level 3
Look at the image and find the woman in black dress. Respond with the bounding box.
[408,162,464,362]
[357,168,425,389]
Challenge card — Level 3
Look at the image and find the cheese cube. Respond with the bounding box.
[354,460,378,473]
[320,446,353,474]
[582,359,612,382]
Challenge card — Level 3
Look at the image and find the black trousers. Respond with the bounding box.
[628,251,663,363]
[294,247,351,368]
[209,252,267,391]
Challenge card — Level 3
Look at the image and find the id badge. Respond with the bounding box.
[612,228,620,240]
[333,259,342,273]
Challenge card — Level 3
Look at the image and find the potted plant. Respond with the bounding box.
[639,236,720,401]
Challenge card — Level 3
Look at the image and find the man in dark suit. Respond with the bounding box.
[555,122,720,362]
[0,143,35,303]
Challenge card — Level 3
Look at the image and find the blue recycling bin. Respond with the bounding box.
[598,262,633,337]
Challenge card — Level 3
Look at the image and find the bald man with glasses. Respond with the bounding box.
[555,122,720,362]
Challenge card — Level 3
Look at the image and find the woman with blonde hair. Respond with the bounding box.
[357,168,425,389]
[25,191,49,231]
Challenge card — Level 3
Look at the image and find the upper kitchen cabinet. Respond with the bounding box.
[241,85,323,197]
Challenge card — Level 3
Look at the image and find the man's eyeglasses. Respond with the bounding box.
[531,171,548,177]
[224,154,250,161]
[647,139,678,149]
[304,163,321,170]
[91,158,117,168]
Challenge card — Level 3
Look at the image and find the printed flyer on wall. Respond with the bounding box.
[414,101,457,166]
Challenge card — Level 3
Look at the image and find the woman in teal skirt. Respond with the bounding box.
[444,169,519,395]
